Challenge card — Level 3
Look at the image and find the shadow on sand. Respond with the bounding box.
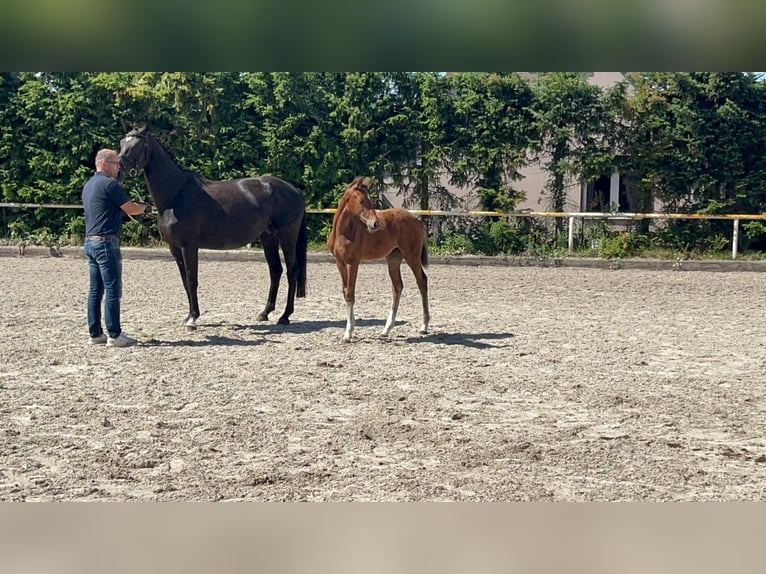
[401,331,514,349]
[141,317,514,349]
[140,333,268,348]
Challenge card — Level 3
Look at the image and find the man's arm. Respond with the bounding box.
[120,200,149,216]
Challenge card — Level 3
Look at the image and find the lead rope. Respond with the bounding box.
[128,196,153,224]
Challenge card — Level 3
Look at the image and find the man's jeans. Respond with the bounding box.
[84,237,123,338]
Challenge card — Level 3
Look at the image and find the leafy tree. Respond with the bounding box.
[381,72,455,213]
[623,72,766,213]
[116,72,248,177]
[1,73,130,236]
[447,72,536,211]
[0,72,23,202]
[6,71,766,256]
[331,72,402,195]
[621,72,766,250]
[240,73,344,206]
[530,73,615,232]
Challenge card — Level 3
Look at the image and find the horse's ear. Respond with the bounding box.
[80,142,101,169]
[361,177,372,190]
[120,119,130,132]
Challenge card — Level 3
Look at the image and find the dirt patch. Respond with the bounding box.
[1,253,765,500]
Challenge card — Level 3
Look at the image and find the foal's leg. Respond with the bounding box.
[257,232,282,321]
[382,250,404,337]
[341,261,359,343]
[335,257,349,295]
[405,258,430,335]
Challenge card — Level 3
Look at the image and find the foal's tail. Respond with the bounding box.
[296,213,308,297]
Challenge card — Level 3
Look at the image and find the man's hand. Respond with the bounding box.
[121,199,152,216]
[138,201,152,213]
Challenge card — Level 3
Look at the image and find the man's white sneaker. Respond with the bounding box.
[106,333,138,347]
[89,334,108,345]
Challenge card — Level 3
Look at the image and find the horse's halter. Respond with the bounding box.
[116,131,153,212]
[118,132,149,179]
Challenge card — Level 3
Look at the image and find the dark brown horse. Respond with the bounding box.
[118,126,307,329]
[327,176,430,342]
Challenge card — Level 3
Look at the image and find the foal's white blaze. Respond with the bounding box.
[343,301,354,343]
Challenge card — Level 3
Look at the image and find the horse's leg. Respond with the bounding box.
[257,232,282,321]
[382,250,404,337]
[405,255,430,335]
[169,245,194,327]
[181,246,201,330]
[342,261,359,343]
[335,257,349,295]
[275,227,299,325]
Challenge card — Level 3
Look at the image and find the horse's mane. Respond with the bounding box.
[146,129,209,186]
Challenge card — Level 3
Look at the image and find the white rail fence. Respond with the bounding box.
[2,202,765,259]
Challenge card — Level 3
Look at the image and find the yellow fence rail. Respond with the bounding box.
[3,202,765,259]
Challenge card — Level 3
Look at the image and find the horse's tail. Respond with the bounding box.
[421,228,429,269]
[296,213,308,298]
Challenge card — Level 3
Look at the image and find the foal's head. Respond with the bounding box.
[117,125,151,182]
[342,177,381,233]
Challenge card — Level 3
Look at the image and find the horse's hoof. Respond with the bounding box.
[256,314,269,322]
[277,317,290,325]
[185,325,197,332]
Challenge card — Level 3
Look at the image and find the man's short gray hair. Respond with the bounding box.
[95,149,117,164]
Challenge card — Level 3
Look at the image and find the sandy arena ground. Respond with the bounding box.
[1,251,765,500]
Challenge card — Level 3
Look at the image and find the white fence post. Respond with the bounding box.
[568,216,574,252]
[732,219,740,259]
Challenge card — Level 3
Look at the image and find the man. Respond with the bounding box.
[82,148,147,347]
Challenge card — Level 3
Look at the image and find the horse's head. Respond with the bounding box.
[117,125,151,183]
[343,176,380,233]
